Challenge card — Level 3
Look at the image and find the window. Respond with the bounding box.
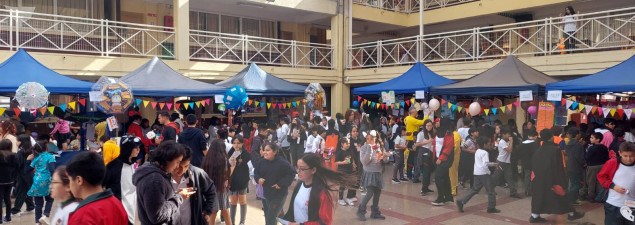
[260,20,275,38]
[242,18,259,36]
[205,13,219,32]
[0,0,103,19]
[221,15,240,34]
[190,10,276,38]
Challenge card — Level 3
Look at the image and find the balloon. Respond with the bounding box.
[218,104,226,111]
[492,98,503,108]
[468,102,481,116]
[528,106,537,114]
[223,86,248,110]
[353,101,359,107]
[429,99,440,111]
[420,102,428,109]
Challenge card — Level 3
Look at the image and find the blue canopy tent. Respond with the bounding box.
[0,49,94,94]
[352,62,455,94]
[216,63,306,96]
[546,54,635,93]
[431,56,558,96]
[121,56,226,96]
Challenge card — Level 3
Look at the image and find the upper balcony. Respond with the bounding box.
[348,7,635,69]
[353,0,479,13]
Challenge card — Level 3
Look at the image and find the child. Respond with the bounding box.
[597,142,635,225]
[0,139,16,223]
[391,127,407,183]
[564,128,585,204]
[305,126,317,155]
[491,127,521,198]
[312,127,326,155]
[357,130,390,221]
[27,140,55,225]
[459,128,479,189]
[518,130,540,196]
[585,132,610,201]
[336,137,357,206]
[456,136,500,213]
[49,166,78,225]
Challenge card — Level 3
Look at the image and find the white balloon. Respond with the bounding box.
[420,102,429,110]
[468,102,481,116]
[429,99,441,111]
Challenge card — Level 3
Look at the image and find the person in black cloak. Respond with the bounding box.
[528,129,585,223]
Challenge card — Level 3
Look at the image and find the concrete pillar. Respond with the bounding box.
[173,0,189,61]
[329,1,350,115]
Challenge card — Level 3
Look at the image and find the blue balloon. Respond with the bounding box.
[353,101,359,107]
[223,85,249,110]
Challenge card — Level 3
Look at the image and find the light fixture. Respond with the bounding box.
[237,2,265,8]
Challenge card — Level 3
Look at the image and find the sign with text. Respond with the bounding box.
[536,101,555,134]
[415,90,426,99]
[547,90,562,101]
[519,90,533,101]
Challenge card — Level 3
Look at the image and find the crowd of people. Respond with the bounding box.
[0,104,633,225]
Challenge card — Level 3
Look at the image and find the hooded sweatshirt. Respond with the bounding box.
[178,126,208,167]
[132,163,182,225]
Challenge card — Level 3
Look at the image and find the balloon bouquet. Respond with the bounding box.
[305,83,326,116]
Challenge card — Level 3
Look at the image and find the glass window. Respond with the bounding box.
[21,0,54,14]
[205,13,219,32]
[58,0,88,17]
[221,15,239,34]
[189,11,198,30]
[260,20,275,38]
[242,18,259,36]
[0,0,18,8]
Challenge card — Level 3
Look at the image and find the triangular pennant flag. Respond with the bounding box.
[143,100,150,107]
[561,98,566,107]
[513,101,519,108]
[175,103,181,110]
[592,107,598,115]
[296,101,300,106]
[367,101,371,107]
[625,109,633,119]
[48,106,55,114]
[571,102,578,111]
[205,99,210,105]
[287,103,291,108]
[390,104,394,109]
[506,104,512,111]
[447,103,453,109]
[189,102,194,109]
[282,103,286,109]
[260,102,265,108]
[0,108,5,116]
[272,103,276,109]
[484,109,490,115]
[292,102,297,107]
[39,107,46,116]
[60,104,67,112]
[267,103,272,109]
[195,101,201,108]
[602,107,610,117]
[151,102,158,109]
[372,102,376,108]
[13,108,21,116]
[363,99,368,106]
[451,105,457,112]
[167,103,173,110]
[278,103,282,109]
[406,100,410,107]
[183,103,189,109]
[401,102,405,108]
[610,108,616,117]
[441,99,446,105]
[136,99,142,106]
[578,103,585,112]
[395,102,399,109]
[500,106,506,113]
[617,109,624,118]
[31,109,36,116]
[585,105,593,115]
[411,98,415,105]
[566,100,573,109]
[255,101,260,107]
[159,103,165,110]
[458,106,463,113]
[200,100,206,107]
[492,108,498,115]
[248,100,253,106]
[358,96,362,102]
[78,98,86,107]
[68,101,76,110]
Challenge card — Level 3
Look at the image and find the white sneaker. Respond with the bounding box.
[338,200,347,206]
[39,216,50,225]
[345,198,355,206]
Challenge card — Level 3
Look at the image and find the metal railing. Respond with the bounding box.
[348,7,635,69]
[353,0,479,13]
[0,9,176,58]
[190,30,334,69]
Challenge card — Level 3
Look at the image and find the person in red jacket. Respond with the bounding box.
[432,118,455,206]
[597,142,635,225]
[66,152,128,225]
[281,153,356,225]
[127,115,152,163]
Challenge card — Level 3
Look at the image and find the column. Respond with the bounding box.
[329,0,351,115]
[173,0,190,61]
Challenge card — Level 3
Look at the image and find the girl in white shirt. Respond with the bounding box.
[560,6,580,50]
[49,166,79,225]
[312,128,327,154]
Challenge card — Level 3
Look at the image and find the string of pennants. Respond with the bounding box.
[134,98,212,111]
[561,98,634,119]
[244,99,307,109]
[0,98,87,117]
[355,96,518,115]
[356,96,417,110]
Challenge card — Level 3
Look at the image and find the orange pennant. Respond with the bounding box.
[159,103,165,110]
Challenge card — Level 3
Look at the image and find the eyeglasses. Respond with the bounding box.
[121,135,141,145]
[297,167,311,172]
[50,181,63,185]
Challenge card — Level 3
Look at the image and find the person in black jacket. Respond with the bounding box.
[179,114,208,167]
[517,130,539,197]
[254,142,295,225]
[170,145,216,225]
[289,118,307,169]
[11,134,35,216]
[584,132,610,202]
[104,135,142,224]
[564,127,584,205]
[0,139,17,223]
[227,135,251,225]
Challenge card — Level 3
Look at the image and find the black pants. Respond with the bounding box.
[33,196,53,223]
[11,178,34,213]
[564,31,576,50]
[0,185,11,220]
[421,163,432,192]
[435,163,453,202]
[339,186,357,200]
[290,145,303,168]
[280,147,291,163]
[459,152,475,188]
[264,195,286,225]
[604,203,634,225]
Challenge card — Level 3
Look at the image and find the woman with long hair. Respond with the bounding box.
[11,134,35,216]
[282,153,356,225]
[254,142,295,225]
[228,135,251,225]
[0,120,18,153]
[415,120,435,194]
[559,6,579,50]
[27,140,55,224]
[432,119,456,206]
[357,130,390,221]
[201,139,232,225]
[0,139,16,223]
[48,166,78,225]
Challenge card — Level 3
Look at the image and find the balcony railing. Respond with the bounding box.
[190,30,334,69]
[353,0,479,13]
[0,9,176,58]
[348,7,635,69]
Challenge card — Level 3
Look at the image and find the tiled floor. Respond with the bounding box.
[9,164,607,225]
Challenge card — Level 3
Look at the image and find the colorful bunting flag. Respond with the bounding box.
[175,103,181,110]
[451,105,457,112]
[561,98,566,107]
[13,108,20,116]
[602,108,610,117]
[159,103,165,110]
[255,101,260,107]
[48,106,55,114]
[500,106,505,113]
[38,108,46,116]
[585,105,593,115]
[78,98,86,106]
[617,109,624,118]
[484,109,490,115]
[143,100,150,107]
[287,103,291,108]
[167,103,173,110]
[260,102,264,108]
[267,103,272,109]
[0,108,5,116]
[189,103,194,109]
[578,103,585,112]
[448,103,453,109]
[248,100,253,106]
[610,108,616,117]
[184,102,190,109]
[566,100,573,109]
[60,104,67,112]
[592,107,598,115]
[205,99,210,105]
[292,102,297,107]
[195,102,201,108]
[492,108,498,115]
[625,109,633,119]
[151,102,157,109]
[136,99,142,106]
[506,104,512,111]
[571,102,578,111]
[68,102,76,110]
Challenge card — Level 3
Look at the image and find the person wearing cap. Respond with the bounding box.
[103,135,142,225]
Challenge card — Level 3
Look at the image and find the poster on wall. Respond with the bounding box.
[381,91,395,105]
[536,101,555,135]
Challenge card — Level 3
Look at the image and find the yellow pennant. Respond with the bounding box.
[610,108,616,116]
[500,106,506,113]
[255,101,260,106]
[184,103,190,109]
[287,103,291,108]
[578,103,585,111]
[195,101,201,108]
[68,101,76,110]
[0,108,5,115]
[267,103,272,109]
[458,106,463,112]
[143,100,150,107]
[448,103,453,109]
[484,109,490,115]
[47,106,55,114]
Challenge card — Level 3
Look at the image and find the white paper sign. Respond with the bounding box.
[214,95,224,103]
[547,90,562,101]
[89,91,102,102]
[519,90,533,101]
[415,90,426,99]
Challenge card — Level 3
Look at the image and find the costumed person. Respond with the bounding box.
[528,129,585,223]
[449,124,461,196]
